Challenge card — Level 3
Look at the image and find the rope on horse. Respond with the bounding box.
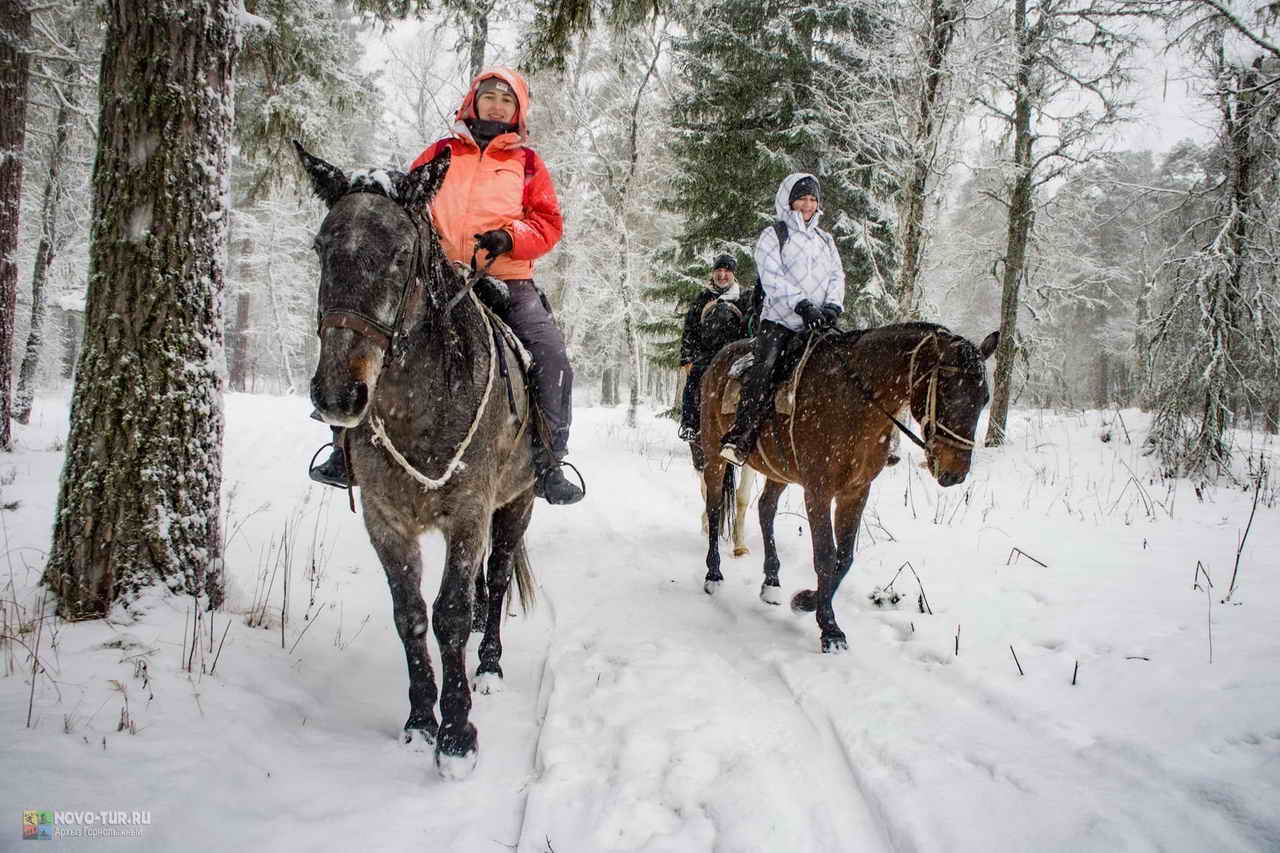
[370,289,497,491]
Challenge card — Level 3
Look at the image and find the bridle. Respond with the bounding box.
[315,220,427,358]
[855,331,981,454]
[315,213,494,358]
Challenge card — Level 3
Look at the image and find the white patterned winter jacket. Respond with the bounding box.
[753,172,846,332]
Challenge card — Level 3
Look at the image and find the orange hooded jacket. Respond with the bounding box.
[410,67,563,281]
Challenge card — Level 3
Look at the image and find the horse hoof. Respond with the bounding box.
[791,589,817,613]
[435,724,479,781]
[733,546,750,557]
[760,582,784,605]
[821,634,849,654]
[704,579,722,596]
[402,719,438,752]
[473,671,504,695]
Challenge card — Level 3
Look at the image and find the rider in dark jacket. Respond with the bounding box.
[678,254,749,443]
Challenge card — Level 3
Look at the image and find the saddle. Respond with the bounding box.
[720,333,813,417]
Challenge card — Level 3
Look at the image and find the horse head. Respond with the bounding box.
[699,298,746,357]
[294,141,452,427]
[908,328,999,487]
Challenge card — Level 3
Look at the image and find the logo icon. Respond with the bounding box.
[22,811,53,841]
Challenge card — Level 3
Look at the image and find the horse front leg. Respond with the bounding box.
[833,486,869,591]
[471,568,488,634]
[757,477,786,604]
[475,492,534,695]
[433,516,487,780]
[702,456,728,594]
[791,488,845,652]
[733,466,756,557]
[365,508,438,747]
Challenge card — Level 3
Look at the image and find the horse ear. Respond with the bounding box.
[396,146,452,214]
[979,331,999,360]
[293,140,349,208]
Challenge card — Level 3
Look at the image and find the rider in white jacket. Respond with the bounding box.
[755,173,845,331]
[721,173,845,465]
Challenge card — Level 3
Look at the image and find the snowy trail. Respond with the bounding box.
[5,396,1280,852]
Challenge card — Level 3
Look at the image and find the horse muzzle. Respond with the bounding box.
[310,375,371,427]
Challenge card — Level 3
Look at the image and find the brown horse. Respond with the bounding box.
[698,322,999,652]
[296,143,535,780]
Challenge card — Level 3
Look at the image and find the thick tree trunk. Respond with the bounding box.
[45,0,237,619]
[984,0,1032,447]
[0,0,32,449]
[14,49,78,424]
[895,0,959,320]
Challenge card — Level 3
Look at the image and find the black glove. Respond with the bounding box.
[795,299,825,330]
[474,229,513,258]
[821,302,843,326]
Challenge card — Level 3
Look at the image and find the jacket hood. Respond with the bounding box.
[774,172,822,230]
[455,67,531,142]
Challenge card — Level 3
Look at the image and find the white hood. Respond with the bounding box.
[774,172,822,231]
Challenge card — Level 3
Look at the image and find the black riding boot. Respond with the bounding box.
[533,446,584,505]
[309,426,349,488]
[720,321,792,465]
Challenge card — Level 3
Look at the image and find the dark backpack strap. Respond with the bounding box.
[773,219,788,251]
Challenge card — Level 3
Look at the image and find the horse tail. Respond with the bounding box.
[720,465,736,541]
[507,537,537,614]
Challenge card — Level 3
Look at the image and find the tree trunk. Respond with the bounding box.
[14,48,78,425]
[226,231,252,392]
[1094,351,1109,409]
[984,0,1033,447]
[466,5,489,79]
[617,228,642,428]
[228,290,251,391]
[60,308,81,379]
[0,0,32,449]
[895,0,960,320]
[45,0,237,619]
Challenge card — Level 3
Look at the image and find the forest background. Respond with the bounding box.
[4,0,1279,484]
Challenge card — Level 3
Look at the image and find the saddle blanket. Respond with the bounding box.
[720,358,799,417]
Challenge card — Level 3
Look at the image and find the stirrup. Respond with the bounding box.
[719,444,747,466]
[307,443,349,489]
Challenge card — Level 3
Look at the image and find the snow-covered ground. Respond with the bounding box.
[4,392,1279,852]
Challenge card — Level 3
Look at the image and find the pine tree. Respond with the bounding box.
[45,0,239,618]
[662,0,899,327]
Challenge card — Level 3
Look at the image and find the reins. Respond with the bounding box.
[368,287,497,492]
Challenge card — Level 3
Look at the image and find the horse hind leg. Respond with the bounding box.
[366,513,438,748]
[475,493,535,695]
[702,457,729,594]
[757,477,786,605]
[733,465,757,557]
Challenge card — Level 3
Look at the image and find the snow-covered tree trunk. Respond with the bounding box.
[14,49,78,425]
[0,0,31,450]
[896,0,962,320]
[45,0,236,618]
[984,0,1034,447]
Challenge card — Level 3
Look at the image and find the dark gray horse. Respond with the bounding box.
[296,142,535,780]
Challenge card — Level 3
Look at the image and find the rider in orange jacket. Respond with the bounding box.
[310,67,583,504]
